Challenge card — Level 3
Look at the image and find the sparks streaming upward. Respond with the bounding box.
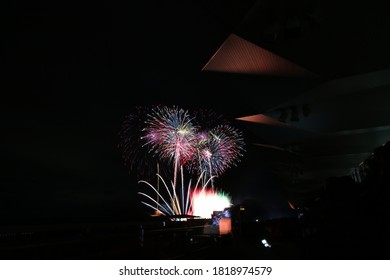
[138,167,231,218]
[138,168,216,216]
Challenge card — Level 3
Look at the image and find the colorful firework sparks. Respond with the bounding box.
[187,108,230,180]
[187,124,245,179]
[118,105,161,179]
[142,106,198,167]
[119,105,245,217]
[188,188,232,219]
[208,124,245,173]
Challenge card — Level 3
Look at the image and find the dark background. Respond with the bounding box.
[3,1,293,224]
[3,0,390,228]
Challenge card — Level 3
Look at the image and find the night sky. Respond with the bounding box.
[3,1,298,225]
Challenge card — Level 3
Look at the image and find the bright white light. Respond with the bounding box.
[261,239,271,248]
[191,189,231,218]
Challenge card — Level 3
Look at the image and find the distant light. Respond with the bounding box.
[261,239,271,248]
[171,217,187,222]
[240,207,245,211]
[255,219,259,222]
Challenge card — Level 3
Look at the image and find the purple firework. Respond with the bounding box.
[142,105,198,166]
[186,108,243,178]
[118,105,163,180]
[142,105,199,206]
[195,124,245,177]
[119,105,246,216]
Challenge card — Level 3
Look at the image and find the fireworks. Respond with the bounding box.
[118,106,160,179]
[188,124,245,179]
[119,105,245,218]
[142,106,198,166]
[138,168,214,216]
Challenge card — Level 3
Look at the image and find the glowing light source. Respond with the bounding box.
[261,239,272,248]
[219,218,232,235]
[189,189,232,218]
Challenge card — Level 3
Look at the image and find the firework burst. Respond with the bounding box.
[119,105,245,217]
[142,106,198,166]
[118,105,163,180]
[207,124,245,175]
[186,124,245,186]
[142,105,200,198]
